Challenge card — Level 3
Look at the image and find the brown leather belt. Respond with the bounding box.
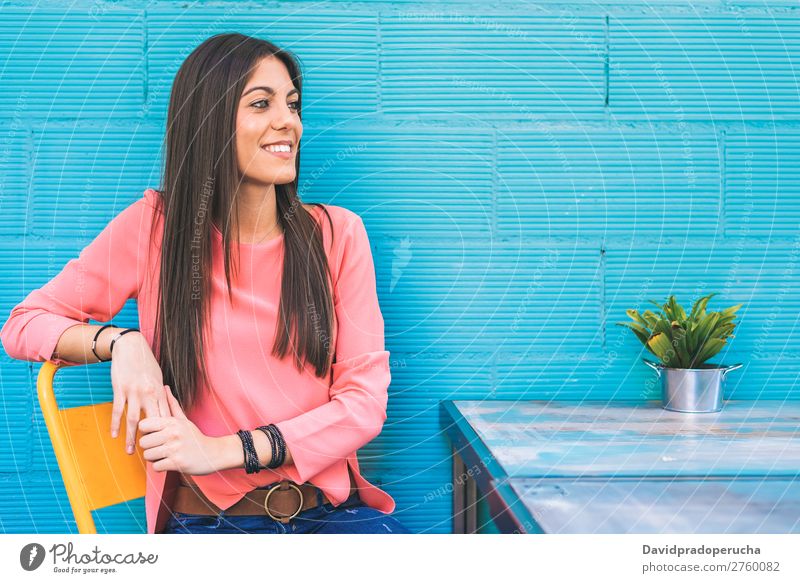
[172,470,357,524]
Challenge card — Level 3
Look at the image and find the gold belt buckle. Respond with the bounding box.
[264,481,304,524]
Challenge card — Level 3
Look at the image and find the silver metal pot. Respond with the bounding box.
[642,358,743,413]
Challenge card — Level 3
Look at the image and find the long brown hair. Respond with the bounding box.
[148,33,335,411]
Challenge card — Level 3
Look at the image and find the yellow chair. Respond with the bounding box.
[36,361,146,534]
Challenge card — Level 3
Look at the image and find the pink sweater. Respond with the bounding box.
[0,188,395,533]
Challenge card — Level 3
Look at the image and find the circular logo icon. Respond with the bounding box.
[20,543,46,571]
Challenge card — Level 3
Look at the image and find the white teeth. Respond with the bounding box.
[265,144,291,153]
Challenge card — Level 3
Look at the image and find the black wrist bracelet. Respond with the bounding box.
[265,424,286,468]
[236,429,260,474]
[255,426,277,468]
[246,430,261,473]
[247,430,261,473]
[236,430,249,471]
[91,324,114,362]
[268,428,278,465]
[109,328,140,355]
[275,428,286,467]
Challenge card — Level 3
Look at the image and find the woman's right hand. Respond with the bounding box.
[109,331,171,454]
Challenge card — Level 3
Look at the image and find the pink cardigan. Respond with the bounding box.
[0,188,395,533]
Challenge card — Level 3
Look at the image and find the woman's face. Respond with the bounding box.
[235,56,302,187]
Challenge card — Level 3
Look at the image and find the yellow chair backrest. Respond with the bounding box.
[36,361,146,534]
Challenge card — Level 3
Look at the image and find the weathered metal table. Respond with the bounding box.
[440,400,800,533]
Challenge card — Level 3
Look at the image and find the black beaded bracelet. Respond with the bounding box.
[273,426,287,467]
[246,430,262,473]
[91,324,114,362]
[256,425,278,469]
[258,424,285,468]
[260,425,280,468]
[263,424,286,468]
[236,429,260,474]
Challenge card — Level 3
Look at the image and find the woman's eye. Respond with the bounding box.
[250,99,301,112]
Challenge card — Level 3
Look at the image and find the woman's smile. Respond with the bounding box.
[261,141,294,159]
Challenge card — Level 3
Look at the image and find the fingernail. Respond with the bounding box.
[111,431,118,438]
[127,445,134,454]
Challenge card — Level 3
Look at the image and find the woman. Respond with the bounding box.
[0,33,409,534]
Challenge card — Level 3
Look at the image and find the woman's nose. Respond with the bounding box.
[271,103,299,130]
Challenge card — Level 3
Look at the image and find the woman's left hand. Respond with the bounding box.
[138,385,222,475]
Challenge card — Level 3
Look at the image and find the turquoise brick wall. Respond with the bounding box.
[0,0,798,534]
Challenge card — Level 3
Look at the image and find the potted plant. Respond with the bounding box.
[617,293,743,413]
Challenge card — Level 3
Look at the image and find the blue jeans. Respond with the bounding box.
[163,491,410,534]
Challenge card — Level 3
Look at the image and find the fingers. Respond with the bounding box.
[144,385,170,419]
[157,390,170,418]
[110,391,124,439]
[138,415,169,435]
[141,444,170,462]
[138,428,168,451]
[142,397,160,422]
[164,385,187,419]
[110,380,168,455]
[164,386,175,416]
[125,397,140,455]
[151,458,172,473]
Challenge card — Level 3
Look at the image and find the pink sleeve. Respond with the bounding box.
[275,213,390,483]
[0,192,154,366]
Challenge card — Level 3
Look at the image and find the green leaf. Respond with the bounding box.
[689,293,717,321]
[652,318,673,341]
[618,322,655,350]
[691,338,726,366]
[685,322,697,356]
[669,295,687,322]
[648,332,678,366]
[712,323,736,339]
[625,309,651,330]
[672,326,689,367]
[662,297,674,321]
[627,321,650,336]
[648,299,669,320]
[693,312,720,352]
[665,296,677,321]
[642,310,660,328]
[720,304,742,317]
